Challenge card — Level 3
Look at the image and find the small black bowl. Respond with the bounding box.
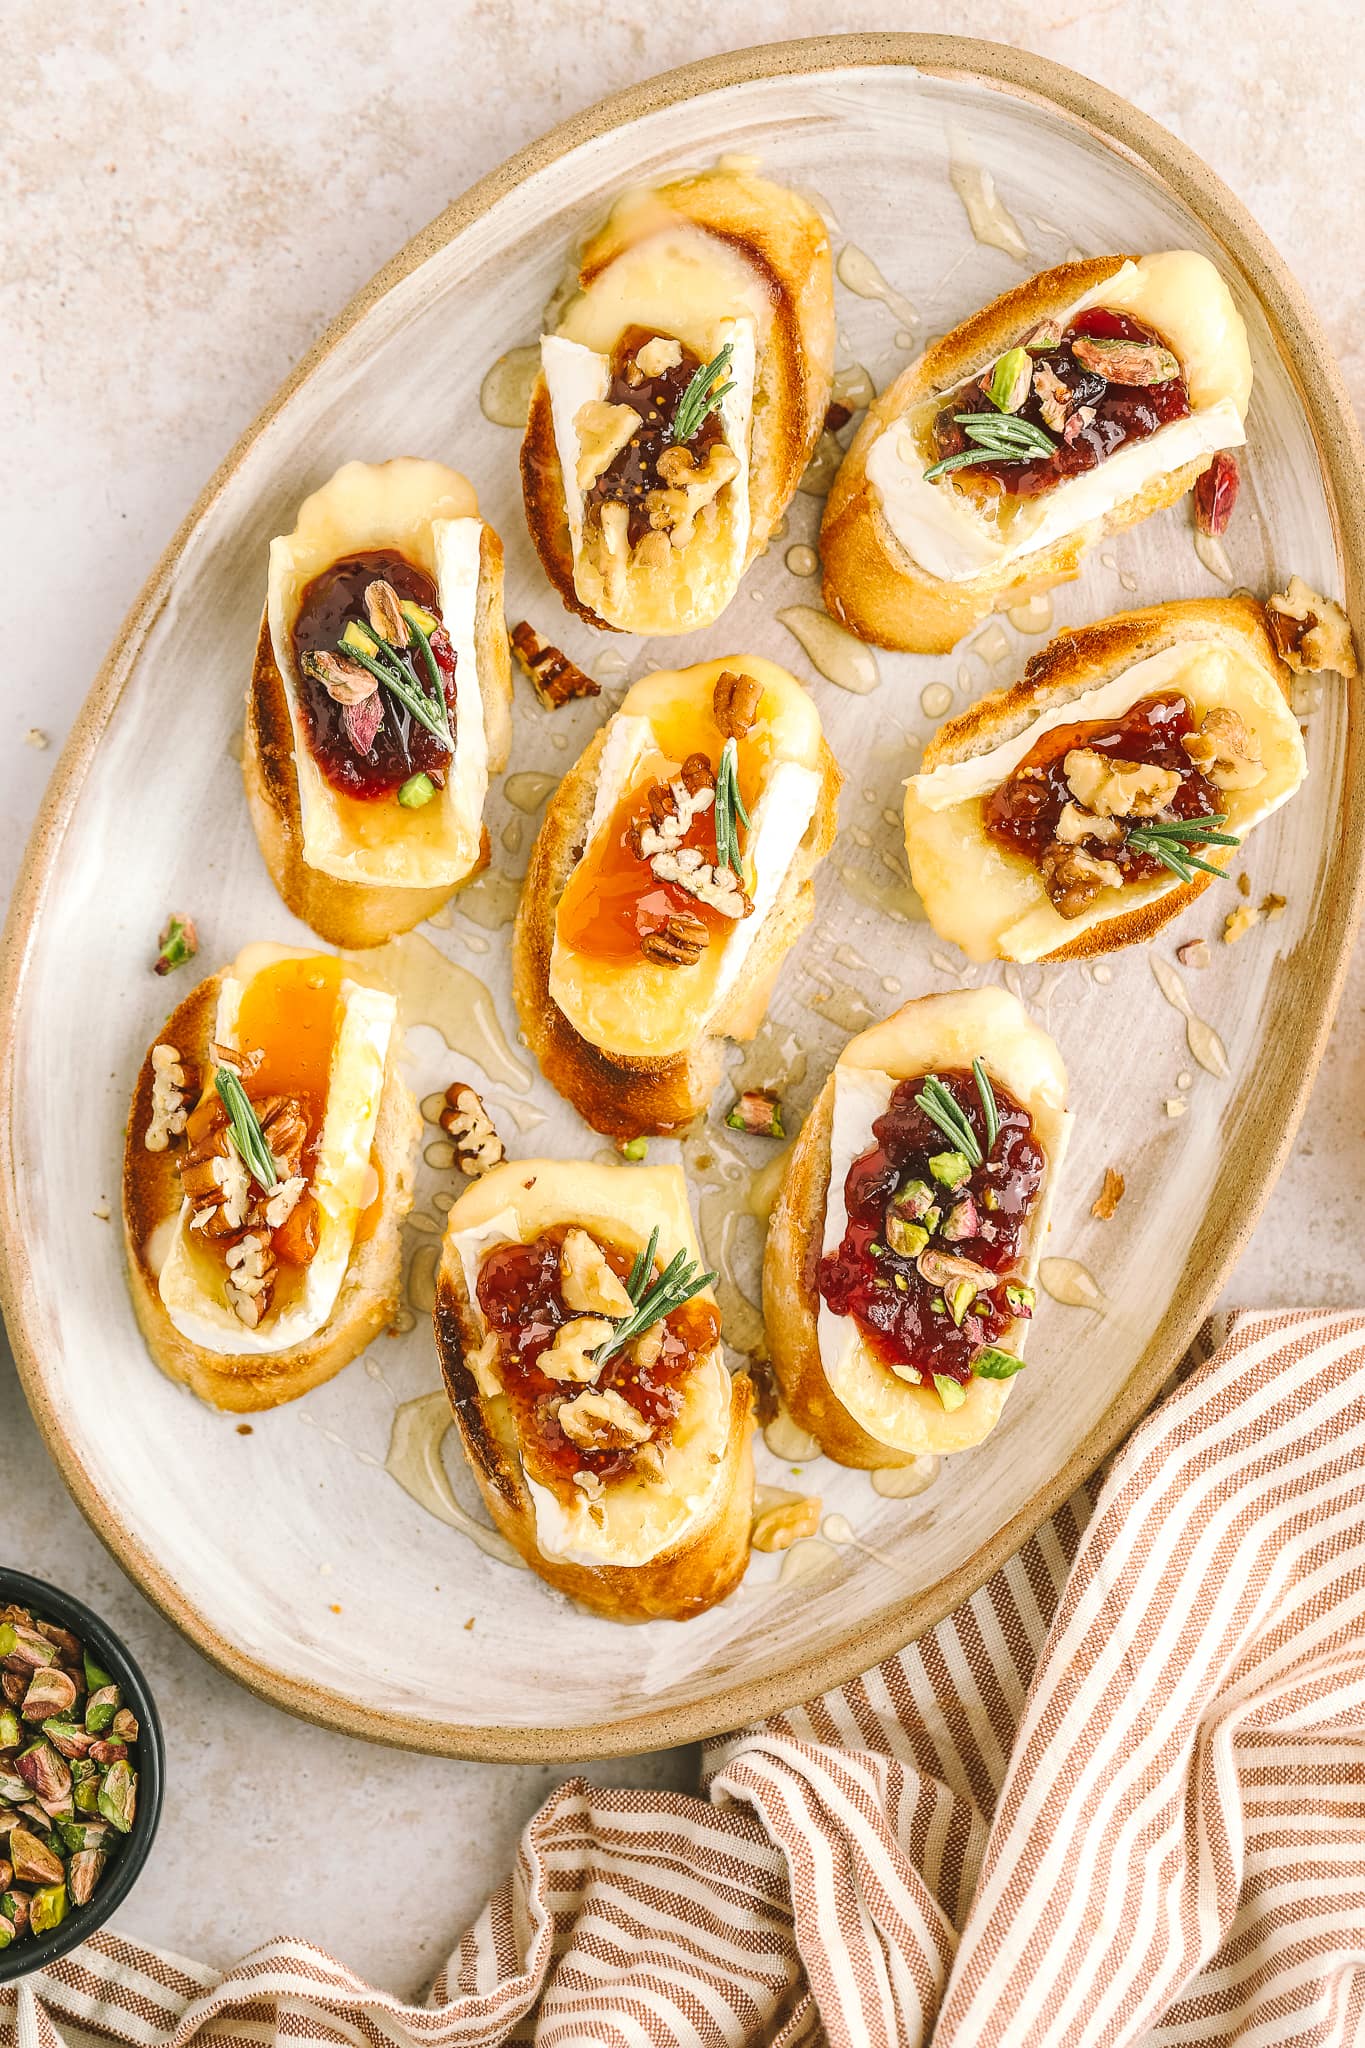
[0,1568,164,1983]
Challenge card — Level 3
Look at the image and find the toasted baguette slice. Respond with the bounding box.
[513,656,841,1139]
[903,596,1307,964]
[123,951,419,1413]
[434,1161,754,1622]
[765,990,1071,1469]
[821,252,1251,653]
[521,166,834,635]
[244,459,513,949]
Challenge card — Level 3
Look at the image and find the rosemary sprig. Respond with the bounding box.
[401,605,445,711]
[669,342,735,446]
[1126,813,1241,884]
[341,634,452,751]
[214,1067,279,1192]
[914,1073,984,1171]
[924,410,1058,482]
[593,1226,717,1367]
[714,736,750,881]
[972,1058,999,1156]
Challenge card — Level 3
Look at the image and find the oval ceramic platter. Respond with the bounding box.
[2,36,1362,1760]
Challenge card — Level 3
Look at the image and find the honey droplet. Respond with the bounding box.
[797,430,844,497]
[344,932,532,1093]
[1038,1257,1107,1311]
[406,1240,440,1316]
[785,544,819,578]
[871,1457,939,1499]
[778,605,880,695]
[764,1409,823,1462]
[1006,593,1054,636]
[1193,530,1235,584]
[831,361,876,414]
[384,1391,523,1567]
[503,770,559,813]
[479,344,541,429]
[777,1537,839,1586]
[920,682,953,719]
[835,244,918,328]
[948,152,1029,260]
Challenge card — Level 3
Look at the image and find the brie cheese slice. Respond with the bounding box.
[158,964,395,1356]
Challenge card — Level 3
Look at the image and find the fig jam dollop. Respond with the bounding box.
[292,549,457,800]
[818,1071,1044,1386]
[933,308,1191,501]
[475,1226,720,1491]
[983,691,1221,886]
[588,325,727,547]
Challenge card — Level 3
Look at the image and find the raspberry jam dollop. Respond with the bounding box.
[933,309,1191,501]
[292,549,457,800]
[588,325,727,547]
[474,1226,720,1491]
[982,691,1221,885]
[817,1071,1044,1385]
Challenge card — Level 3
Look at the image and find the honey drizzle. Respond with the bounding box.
[344,933,532,1093]
[384,1392,524,1568]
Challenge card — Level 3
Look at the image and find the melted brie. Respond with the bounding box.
[548,657,824,1060]
[158,946,395,1356]
[817,991,1072,1457]
[866,252,1252,584]
[266,459,490,889]
[904,639,1307,963]
[543,316,757,635]
[445,1163,732,1568]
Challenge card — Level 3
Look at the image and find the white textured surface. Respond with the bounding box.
[3,0,1363,1998]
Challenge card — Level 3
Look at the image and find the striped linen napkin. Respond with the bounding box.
[6,1308,1365,2048]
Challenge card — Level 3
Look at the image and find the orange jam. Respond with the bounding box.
[556,712,766,966]
[232,954,347,1268]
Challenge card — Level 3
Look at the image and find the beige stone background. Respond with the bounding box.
[3,0,1363,1997]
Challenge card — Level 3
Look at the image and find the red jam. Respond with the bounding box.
[292,550,457,800]
[475,1227,720,1491]
[589,325,726,547]
[982,692,1221,885]
[933,308,1191,501]
[817,1072,1044,1385]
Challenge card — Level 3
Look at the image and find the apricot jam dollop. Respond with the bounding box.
[818,1071,1044,1386]
[476,1225,719,1492]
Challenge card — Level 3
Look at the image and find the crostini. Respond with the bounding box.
[821,252,1251,653]
[521,165,835,636]
[434,1161,754,1621]
[244,458,513,948]
[903,594,1320,963]
[123,943,420,1412]
[765,989,1071,1468]
[514,655,841,1139]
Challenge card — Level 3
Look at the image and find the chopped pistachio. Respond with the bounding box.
[930,1295,946,1316]
[29,1884,67,1935]
[154,913,199,977]
[84,1685,118,1737]
[22,1666,77,1722]
[97,1760,137,1834]
[0,1768,26,1805]
[82,1652,113,1694]
[986,346,1033,413]
[9,1825,64,1886]
[933,1374,968,1412]
[617,1136,649,1161]
[0,1913,12,1950]
[397,772,436,809]
[974,1345,1027,1379]
[3,1625,56,1671]
[0,1709,19,1749]
[340,619,379,658]
[0,1626,13,1660]
[946,1277,978,1327]
[892,1176,935,1220]
[111,1708,139,1744]
[16,1740,70,1807]
[1,1891,30,1937]
[73,1775,99,1814]
[68,1848,107,1907]
[923,1205,942,1235]
[42,1718,94,1761]
[886,1215,930,1259]
[929,1150,971,1189]
[1004,1282,1036,1317]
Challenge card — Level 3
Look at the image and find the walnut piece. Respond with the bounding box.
[634,335,683,378]
[1265,578,1358,679]
[751,1495,822,1553]
[537,1316,615,1384]
[640,913,709,966]
[645,443,740,548]
[560,1228,632,1318]
[1054,801,1122,847]
[1223,902,1262,945]
[439,1084,505,1178]
[509,621,600,709]
[558,1386,652,1452]
[1064,749,1182,818]
[1039,841,1124,918]
[573,399,640,491]
[1181,707,1266,791]
[145,1044,193,1152]
[712,669,763,739]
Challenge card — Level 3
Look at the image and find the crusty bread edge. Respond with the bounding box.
[122,971,420,1413]
[433,1229,755,1623]
[242,524,513,949]
[911,594,1294,961]
[819,256,1213,654]
[520,168,835,631]
[512,725,842,1138]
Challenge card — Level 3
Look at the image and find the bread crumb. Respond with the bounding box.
[329,1603,342,1615]
[1236,870,1251,898]
[1090,1168,1125,1221]
[463,1617,476,1631]
[91,1200,111,1221]
[236,1423,253,1436]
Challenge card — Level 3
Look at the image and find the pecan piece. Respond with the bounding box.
[439,1083,505,1178]
[145,1043,194,1152]
[640,913,709,966]
[712,669,762,739]
[509,621,601,708]
[680,752,716,796]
